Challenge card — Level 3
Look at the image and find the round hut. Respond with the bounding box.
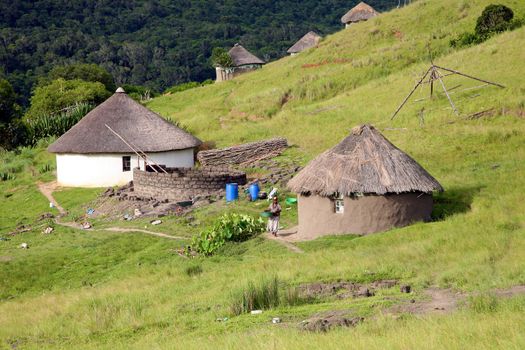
[216,44,265,82]
[287,125,443,239]
[48,87,201,187]
[287,31,322,56]
[341,2,379,28]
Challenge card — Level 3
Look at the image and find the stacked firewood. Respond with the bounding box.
[197,137,288,166]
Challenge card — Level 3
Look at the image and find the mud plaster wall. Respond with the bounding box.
[133,167,247,201]
[297,192,433,239]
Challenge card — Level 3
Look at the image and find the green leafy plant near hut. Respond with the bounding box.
[191,213,265,256]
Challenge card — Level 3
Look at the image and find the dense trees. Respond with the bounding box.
[0,79,19,124]
[0,0,397,105]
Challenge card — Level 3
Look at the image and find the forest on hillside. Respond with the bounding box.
[0,0,398,104]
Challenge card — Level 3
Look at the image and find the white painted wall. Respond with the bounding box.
[55,149,195,187]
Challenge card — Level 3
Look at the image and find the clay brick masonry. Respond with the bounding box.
[133,167,247,201]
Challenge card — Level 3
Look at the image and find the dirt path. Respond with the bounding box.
[103,227,185,240]
[36,181,186,241]
[37,181,66,215]
[265,232,304,253]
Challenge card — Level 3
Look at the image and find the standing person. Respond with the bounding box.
[267,196,282,237]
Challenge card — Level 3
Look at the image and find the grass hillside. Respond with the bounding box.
[1,0,525,348]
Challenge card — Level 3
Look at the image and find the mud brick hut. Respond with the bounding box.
[48,87,202,187]
[287,125,443,239]
[216,44,265,82]
[341,2,379,28]
[287,31,322,55]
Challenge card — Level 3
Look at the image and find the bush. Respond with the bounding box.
[191,213,265,256]
[450,4,522,48]
[475,4,514,37]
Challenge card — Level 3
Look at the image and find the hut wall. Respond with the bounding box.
[216,65,261,82]
[55,149,195,187]
[133,167,247,201]
[297,193,433,239]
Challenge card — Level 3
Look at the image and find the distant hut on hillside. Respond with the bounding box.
[287,31,322,56]
[216,44,265,82]
[287,125,443,239]
[341,2,379,28]
[48,87,202,187]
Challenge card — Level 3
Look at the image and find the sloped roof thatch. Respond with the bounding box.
[341,2,379,24]
[229,44,265,66]
[287,125,443,196]
[48,89,202,154]
[287,31,322,54]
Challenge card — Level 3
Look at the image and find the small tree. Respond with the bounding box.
[475,4,514,37]
[25,79,110,119]
[211,47,233,68]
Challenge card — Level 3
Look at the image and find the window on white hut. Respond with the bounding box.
[334,193,344,214]
[122,156,131,172]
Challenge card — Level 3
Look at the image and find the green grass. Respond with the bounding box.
[1,0,525,348]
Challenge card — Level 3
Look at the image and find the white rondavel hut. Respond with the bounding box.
[48,87,202,187]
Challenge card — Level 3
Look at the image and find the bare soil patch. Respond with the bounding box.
[298,280,398,300]
[301,310,363,332]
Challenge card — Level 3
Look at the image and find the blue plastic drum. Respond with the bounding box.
[249,183,260,201]
[225,183,239,202]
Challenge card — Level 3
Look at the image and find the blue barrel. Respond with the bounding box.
[226,183,239,202]
[249,183,260,201]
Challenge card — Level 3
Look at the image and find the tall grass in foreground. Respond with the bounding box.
[230,276,308,315]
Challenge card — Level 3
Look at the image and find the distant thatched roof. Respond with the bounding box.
[287,125,443,196]
[48,88,202,154]
[287,31,322,54]
[228,44,265,66]
[341,2,379,24]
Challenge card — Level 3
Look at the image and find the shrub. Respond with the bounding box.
[191,213,265,256]
[450,4,522,48]
[475,4,514,37]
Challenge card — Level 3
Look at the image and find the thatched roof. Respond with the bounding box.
[341,2,379,24]
[48,88,201,154]
[229,44,265,66]
[287,125,443,196]
[287,31,322,54]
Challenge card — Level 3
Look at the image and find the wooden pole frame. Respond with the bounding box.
[390,63,505,120]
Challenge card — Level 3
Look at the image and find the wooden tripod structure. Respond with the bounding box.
[390,63,505,120]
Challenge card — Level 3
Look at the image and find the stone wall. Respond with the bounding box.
[133,167,247,201]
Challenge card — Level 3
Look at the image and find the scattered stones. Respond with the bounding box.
[400,284,412,294]
[42,227,54,235]
[38,213,55,221]
[301,311,363,332]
